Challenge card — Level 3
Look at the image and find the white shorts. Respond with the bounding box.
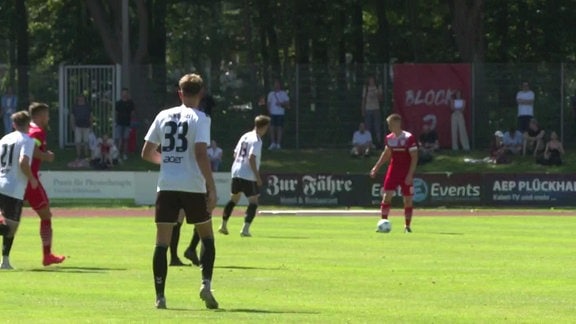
[75,127,90,144]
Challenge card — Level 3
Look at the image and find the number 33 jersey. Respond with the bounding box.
[144,105,211,193]
[0,131,35,199]
[231,130,262,181]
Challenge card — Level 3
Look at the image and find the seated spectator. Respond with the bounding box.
[490,131,510,164]
[537,131,564,166]
[523,118,545,156]
[502,126,523,155]
[350,122,373,157]
[418,124,439,165]
[89,133,119,169]
[207,140,223,171]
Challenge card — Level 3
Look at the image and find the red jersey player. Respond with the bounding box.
[24,103,66,266]
[370,114,418,233]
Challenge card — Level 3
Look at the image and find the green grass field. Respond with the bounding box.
[2,211,574,323]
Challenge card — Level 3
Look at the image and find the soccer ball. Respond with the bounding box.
[376,219,391,233]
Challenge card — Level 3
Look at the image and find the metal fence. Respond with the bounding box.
[2,63,576,151]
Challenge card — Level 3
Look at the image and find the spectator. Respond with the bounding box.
[490,131,509,164]
[71,95,92,161]
[207,140,223,171]
[516,82,535,132]
[418,124,439,164]
[522,118,545,157]
[115,88,135,160]
[88,133,118,169]
[502,126,523,155]
[350,122,373,157]
[361,75,384,147]
[1,86,18,134]
[267,79,290,150]
[450,90,470,151]
[538,131,564,166]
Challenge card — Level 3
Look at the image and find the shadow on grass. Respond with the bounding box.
[259,236,310,240]
[432,232,465,236]
[215,265,285,271]
[217,308,319,315]
[28,266,127,273]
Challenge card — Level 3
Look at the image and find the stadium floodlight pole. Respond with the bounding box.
[121,0,130,90]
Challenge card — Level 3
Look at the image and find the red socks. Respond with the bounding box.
[404,207,413,227]
[380,203,390,219]
[40,219,52,256]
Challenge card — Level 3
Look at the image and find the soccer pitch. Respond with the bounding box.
[2,208,574,323]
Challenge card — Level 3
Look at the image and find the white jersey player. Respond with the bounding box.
[0,111,39,269]
[141,73,218,310]
[219,115,270,237]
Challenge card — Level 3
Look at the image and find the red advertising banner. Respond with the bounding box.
[393,64,472,148]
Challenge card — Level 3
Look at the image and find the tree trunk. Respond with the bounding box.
[148,0,167,108]
[350,1,364,64]
[450,0,485,62]
[15,0,29,109]
[374,0,390,64]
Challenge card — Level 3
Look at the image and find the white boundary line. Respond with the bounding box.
[259,209,378,216]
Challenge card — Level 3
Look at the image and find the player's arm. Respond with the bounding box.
[32,143,54,162]
[249,154,262,186]
[405,148,419,185]
[141,141,161,165]
[370,146,391,178]
[195,117,217,212]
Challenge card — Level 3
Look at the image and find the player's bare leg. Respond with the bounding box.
[36,207,65,266]
[403,196,414,233]
[153,222,173,309]
[169,211,187,266]
[195,220,218,309]
[1,219,19,269]
[219,193,241,235]
[241,195,259,237]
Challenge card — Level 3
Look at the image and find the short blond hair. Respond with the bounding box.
[386,113,402,123]
[254,115,271,129]
[11,111,31,129]
[178,73,204,97]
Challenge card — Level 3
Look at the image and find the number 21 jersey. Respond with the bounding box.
[231,130,262,181]
[144,105,211,193]
[0,131,35,199]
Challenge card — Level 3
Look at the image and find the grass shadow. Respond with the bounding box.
[218,308,319,315]
[432,232,465,236]
[215,265,286,271]
[260,236,310,240]
[28,266,127,273]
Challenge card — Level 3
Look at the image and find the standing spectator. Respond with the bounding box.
[350,122,373,157]
[207,140,223,171]
[71,95,92,161]
[115,88,135,160]
[538,131,564,166]
[1,86,18,135]
[266,79,290,150]
[502,126,523,155]
[450,90,470,151]
[516,82,535,132]
[418,124,439,164]
[522,118,545,157]
[361,76,384,147]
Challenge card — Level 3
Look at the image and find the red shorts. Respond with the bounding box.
[383,176,414,196]
[24,180,50,211]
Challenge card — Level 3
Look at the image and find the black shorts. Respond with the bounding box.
[155,191,211,224]
[231,178,260,197]
[270,115,284,127]
[0,193,24,222]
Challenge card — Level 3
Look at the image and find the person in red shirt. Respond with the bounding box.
[370,114,418,233]
[24,102,66,266]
